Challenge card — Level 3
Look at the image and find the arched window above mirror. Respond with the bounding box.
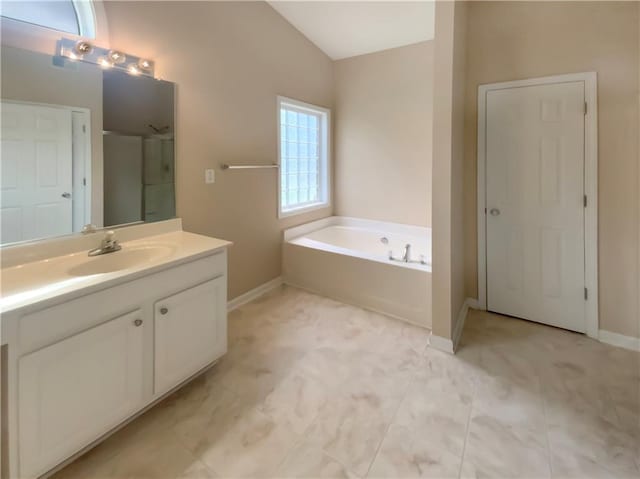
[1,0,96,38]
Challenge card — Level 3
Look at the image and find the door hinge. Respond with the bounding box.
[82,124,86,133]
[83,177,86,186]
[584,287,588,300]
[584,102,588,115]
[583,195,587,207]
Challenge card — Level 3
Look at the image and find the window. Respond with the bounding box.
[278,97,330,217]
[1,1,95,38]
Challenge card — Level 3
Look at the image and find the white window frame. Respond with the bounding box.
[277,96,331,218]
[0,0,109,56]
[0,0,96,37]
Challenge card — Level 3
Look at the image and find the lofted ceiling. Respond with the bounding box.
[268,1,435,60]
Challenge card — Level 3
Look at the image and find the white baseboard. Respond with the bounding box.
[598,329,640,352]
[428,333,455,354]
[441,297,639,352]
[466,297,480,310]
[429,297,478,354]
[227,276,283,312]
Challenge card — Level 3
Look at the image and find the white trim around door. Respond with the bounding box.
[476,72,599,339]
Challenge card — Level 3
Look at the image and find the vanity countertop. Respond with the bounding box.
[0,230,232,315]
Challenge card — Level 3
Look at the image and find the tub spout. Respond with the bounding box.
[402,244,411,262]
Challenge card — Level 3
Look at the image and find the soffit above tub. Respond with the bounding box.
[267,1,435,60]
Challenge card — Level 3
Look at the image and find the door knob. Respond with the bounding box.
[160,307,168,315]
[133,319,143,327]
[61,192,71,199]
[490,208,501,216]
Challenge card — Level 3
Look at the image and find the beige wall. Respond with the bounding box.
[334,41,433,227]
[0,45,104,226]
[450,1,468,339]
[104,1,334,299]
[463,1,640,338]
[431,0,468,344]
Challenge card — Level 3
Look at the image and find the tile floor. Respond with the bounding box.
[55,286,639,478]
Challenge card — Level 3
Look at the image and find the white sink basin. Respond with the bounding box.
[67,245,176,276]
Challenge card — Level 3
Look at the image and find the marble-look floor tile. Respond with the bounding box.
[418,347,478,400]
[53,287,640,479]
[218,346,306,403]
[546,413,639,476]
[257,365,332,436]
[473,374,545,429]
[460,412,551,479]
[368,424,461,479]
[542,375,620,427]
[276,441,359,479]
[54,432,215,479]
[392,380,471,457]
[184,403,300,478]
[304,386,402,477]
[550,448,640,479]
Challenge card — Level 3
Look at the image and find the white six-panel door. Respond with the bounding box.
[486,81,586,332]
[1,102,73,244]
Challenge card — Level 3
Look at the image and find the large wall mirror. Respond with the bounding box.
[0,45,176,246]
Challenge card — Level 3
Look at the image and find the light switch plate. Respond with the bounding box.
[205,169,215,184]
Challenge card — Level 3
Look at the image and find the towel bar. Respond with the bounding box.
[220,164,279,170]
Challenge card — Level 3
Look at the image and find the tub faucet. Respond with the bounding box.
[402,244,411,262]
[88,230,122,257]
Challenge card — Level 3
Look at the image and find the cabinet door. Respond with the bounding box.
[154,276,227,395]
[18,310,144,478]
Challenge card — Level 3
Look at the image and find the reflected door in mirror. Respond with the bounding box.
[1,102,73,244]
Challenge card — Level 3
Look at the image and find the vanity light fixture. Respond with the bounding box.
[57,38,155,77]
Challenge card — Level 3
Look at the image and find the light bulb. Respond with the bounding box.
[74,41,93,55]
[128,65,141,76]
[137,59,152,71]
[107,50,126,64]
[97,57,113,68]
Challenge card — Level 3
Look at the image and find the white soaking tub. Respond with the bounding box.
[283,216,432,328]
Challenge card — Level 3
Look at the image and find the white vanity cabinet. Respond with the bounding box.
[18,310,145,479]
[3,246,229,479]
[154,276,227,395]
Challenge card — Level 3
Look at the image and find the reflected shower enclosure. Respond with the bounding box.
[102,70,175,227]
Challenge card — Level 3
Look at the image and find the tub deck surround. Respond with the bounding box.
[284,216,432,270]
[1,229,232,318]
[283,216,432,328]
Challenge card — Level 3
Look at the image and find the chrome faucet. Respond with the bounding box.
[88,230,122,257]
[401,243,411,262]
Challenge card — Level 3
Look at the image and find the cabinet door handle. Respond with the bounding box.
[134,319,143,327]
[160,307,168,315]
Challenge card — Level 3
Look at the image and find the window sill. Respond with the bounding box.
[279,202,329,219]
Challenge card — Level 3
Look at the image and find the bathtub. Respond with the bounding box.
[283,217,432,328]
